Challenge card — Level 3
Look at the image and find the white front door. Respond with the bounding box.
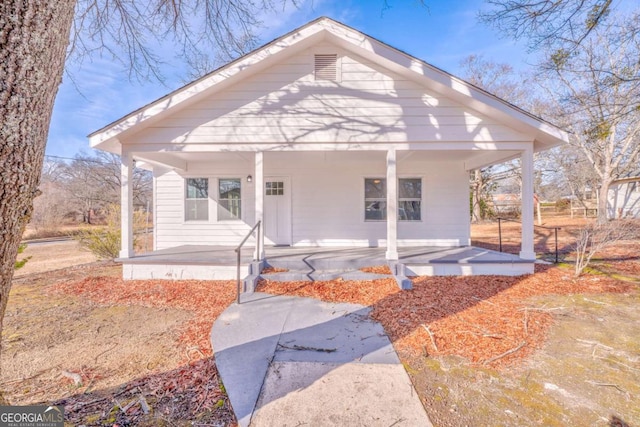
[264,177,292,245]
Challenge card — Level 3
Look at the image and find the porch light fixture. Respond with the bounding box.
[247,175,253,183]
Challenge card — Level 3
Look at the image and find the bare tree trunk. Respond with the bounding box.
[471,169,480,222]
[0,0,76,403]
[597,181,611,223]
[471,169,482,223]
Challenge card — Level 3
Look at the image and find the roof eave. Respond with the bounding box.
[319,22,569,148]
[89,16,569,151]
[88,17,331,143]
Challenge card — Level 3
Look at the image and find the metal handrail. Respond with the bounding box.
[234,221,261,304]
[496,217,561,263]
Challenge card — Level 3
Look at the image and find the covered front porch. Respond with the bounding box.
[119,245,534,286]
[118,146,538,255]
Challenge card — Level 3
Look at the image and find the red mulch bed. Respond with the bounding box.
[53,277,236,359]
[360,265,393,275]
[261,266,289,274]
[257,265,634,367]
[257,278,400,306]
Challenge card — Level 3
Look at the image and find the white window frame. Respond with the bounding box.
[364,178,387,221]
[185,178,209,222]
[398,178,422,221]
[363,177,422,222]
[218,178,242,221]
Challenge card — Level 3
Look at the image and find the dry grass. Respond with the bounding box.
[14,241,97,277]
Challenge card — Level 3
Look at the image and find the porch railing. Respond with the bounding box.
[235,221,261,304]
[496,217,561,263]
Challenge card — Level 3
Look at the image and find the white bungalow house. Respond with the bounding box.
[608,176,640,219]
[89,17,568,285]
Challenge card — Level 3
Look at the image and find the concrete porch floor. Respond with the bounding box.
[118,245,534,281]
[121,244,530,266]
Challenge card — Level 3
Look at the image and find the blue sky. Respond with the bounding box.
[47,0,532,158]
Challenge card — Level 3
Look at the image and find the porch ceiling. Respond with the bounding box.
[134,149,520,171]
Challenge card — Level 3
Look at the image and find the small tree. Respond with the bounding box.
[74,204,146,259]
[573,220,639,276]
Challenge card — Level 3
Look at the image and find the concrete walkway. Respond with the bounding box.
[211,293,432,427]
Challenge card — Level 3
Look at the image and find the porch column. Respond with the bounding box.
[520,147,535,260]
[254,151,265,260]
[120,148,134,259]
[386,148,399,260]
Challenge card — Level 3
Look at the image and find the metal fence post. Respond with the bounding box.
[554,227,559,263]
[498,218,503,252]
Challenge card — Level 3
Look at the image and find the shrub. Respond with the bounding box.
[573,219,639,276]
[74,204,147,259]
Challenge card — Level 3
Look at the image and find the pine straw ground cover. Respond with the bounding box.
[257,265,633,368]
[50,277,237,426]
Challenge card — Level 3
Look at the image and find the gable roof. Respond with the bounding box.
[89,16,568,153]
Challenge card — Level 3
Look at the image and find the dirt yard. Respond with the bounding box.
[3,261,237,425]
[471,215,592,260]
[14,240,98,278]
[3,216,639,426]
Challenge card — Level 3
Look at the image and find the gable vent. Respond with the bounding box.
[315,54,338,81]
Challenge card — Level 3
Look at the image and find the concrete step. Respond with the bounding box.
[259,269,391,282]
[265,258,385,271]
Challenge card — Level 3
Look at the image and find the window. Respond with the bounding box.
[364,178,422,221]
[399,178,422,221]
[185,178,208,221]
[218,178,241,220]
[266,181,284,196]
[365,178,387,221]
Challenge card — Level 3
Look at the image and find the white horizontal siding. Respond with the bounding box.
[153,152,470,250]
[128,44,528,146]
[268,152,468,246]
[154,168,256,250]
[157,114,494,128]
[135,127,524,144]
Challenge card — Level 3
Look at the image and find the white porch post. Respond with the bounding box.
[386,148,399,260]
[120,148,134,259]
[520,147,536,260]
[254,151,265,260]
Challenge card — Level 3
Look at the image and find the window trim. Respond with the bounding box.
[364,177,387,222]
[266,180,285,196]
[363,177,423,222]
[184,177,209,222]
[398,178,422,222]
[217,178,242,221]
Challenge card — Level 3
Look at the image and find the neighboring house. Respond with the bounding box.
[89,17,568,281]
[608,176,640,219]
